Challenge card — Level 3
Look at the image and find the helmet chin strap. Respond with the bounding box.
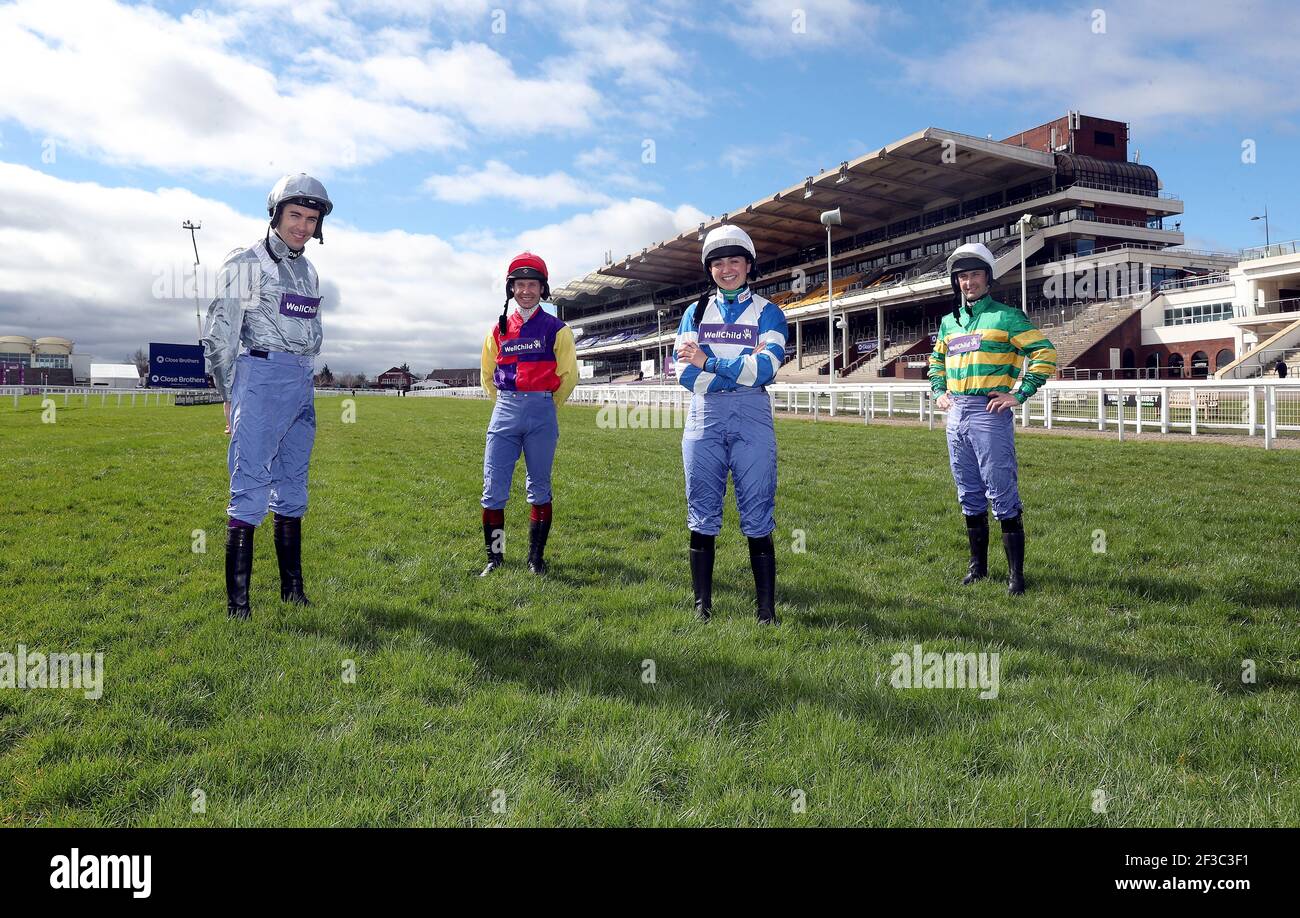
[264,225,304,263]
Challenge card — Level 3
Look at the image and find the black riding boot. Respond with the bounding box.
[962,512,989,585]
[748,535,778,625]
[1001,514,1026,596]
[527,517,551,575]
[481,517,505,576]
[689,531,715,621]
[273,514,310,605]
[225,526,254,619]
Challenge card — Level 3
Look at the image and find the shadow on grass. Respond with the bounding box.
[781,579,1300,695]
[287,601,989,734]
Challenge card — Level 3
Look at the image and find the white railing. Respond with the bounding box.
[419,380,1300,448]
[1242,240,1300,261]
[313,387,400,397]
[0,385,409,407]
[1,386,214,408]
[1155,273,1231,292]
[18,381,1298,448]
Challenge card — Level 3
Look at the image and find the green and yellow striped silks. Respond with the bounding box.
[928,295,1057,402]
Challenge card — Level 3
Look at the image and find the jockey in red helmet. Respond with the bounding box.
[478,252,578,576]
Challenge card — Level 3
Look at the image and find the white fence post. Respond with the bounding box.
[1117,388,1124,441]
[1160,389,1169,434]
[1097,387,1105,431]
[1044,389,1053,429]
[1189,387,1197,436]
[1248,385,1257,436]
[887,389,894,418]
[1135,389,1143,436]
[1266,385,1277,448]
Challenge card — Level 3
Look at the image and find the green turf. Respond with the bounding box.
[1,393,1296,826]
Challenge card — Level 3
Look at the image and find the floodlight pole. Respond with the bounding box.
[820,207,842,384]
[826,225,836,384]
[1018,213,1037,313]
[1020,217,1028,312]
[183,220,203,341]
[1251,206,1270,250]
[656,309,666,382]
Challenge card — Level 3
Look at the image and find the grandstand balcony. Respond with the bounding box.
[556,113,1242,381]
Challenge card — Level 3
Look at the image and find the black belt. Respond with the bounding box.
[249,349,269,359]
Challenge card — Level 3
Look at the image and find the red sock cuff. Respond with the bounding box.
[482,508,505,526]
[530,502,552,523]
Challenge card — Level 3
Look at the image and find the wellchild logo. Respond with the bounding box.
[0,645,104,700]
[890,644,1000,700]
[278,292,321,319]
[500,337,546,357]
[50,849,151,899]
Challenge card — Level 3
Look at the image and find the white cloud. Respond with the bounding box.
[358,42,603,134]
[576,147,619,170]
[0,0,465,181]
[723,0,885,52]
[901,0,1300,127]
[0,163,704,372]
[424,160,611,208]
[516,198,708,286]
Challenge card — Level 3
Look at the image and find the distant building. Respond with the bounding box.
[377,366,418,389]
[90,363,142,388]
[425,368,481,387]
[0,335,77,385]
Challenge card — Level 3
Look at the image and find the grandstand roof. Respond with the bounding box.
[553,127,1055,305]
[550,272,653,309]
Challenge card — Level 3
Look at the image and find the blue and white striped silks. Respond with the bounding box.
[673,288,787,537]
[672,288,788,394]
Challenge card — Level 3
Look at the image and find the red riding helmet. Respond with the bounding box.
[500,252,551,332]
[507,252,549,286]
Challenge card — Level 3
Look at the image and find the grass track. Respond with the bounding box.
[0,394,1296,826]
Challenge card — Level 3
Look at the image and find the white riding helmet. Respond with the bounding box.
[946,242,997,304]
[267,173,333,245]
[946,242,997,282]
[701,224,757,270]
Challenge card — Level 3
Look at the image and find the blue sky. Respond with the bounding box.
[0,0,1296,372]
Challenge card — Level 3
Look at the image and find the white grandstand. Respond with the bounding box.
[551,112,1245,385]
